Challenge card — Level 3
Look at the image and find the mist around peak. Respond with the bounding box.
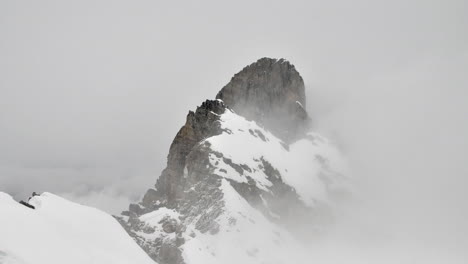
[301,52,468,264]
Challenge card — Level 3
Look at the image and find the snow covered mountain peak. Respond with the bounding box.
[119,59,351,264]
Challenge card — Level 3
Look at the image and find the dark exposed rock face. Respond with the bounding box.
[120,99,228,264]
[145,99,226,210]
[216,58,309,141]
[118,58,332,264]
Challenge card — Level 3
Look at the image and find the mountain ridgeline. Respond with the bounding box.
[118,58,351,264]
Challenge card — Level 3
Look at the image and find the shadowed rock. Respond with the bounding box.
[216,58,309,141]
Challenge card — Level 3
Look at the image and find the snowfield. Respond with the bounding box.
[0,192,156,264]
[180,179,306,264]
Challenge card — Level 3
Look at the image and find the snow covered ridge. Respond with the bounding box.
[0,192,156,264]
[206,109,352,207]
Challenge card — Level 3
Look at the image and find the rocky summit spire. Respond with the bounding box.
[216,58,308,140]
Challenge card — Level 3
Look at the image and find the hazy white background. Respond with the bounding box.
[1,1,467,262]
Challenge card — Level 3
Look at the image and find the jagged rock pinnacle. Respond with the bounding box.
[216,58,308,140]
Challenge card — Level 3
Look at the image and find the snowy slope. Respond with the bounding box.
[0,192,156,264]
[206,109,351,207]
[180,179,306,264]
[132,178,307,264]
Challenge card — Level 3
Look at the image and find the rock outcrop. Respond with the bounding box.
[216,58,309,141]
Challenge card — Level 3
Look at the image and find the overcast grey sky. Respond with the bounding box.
[1,0,467,232]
